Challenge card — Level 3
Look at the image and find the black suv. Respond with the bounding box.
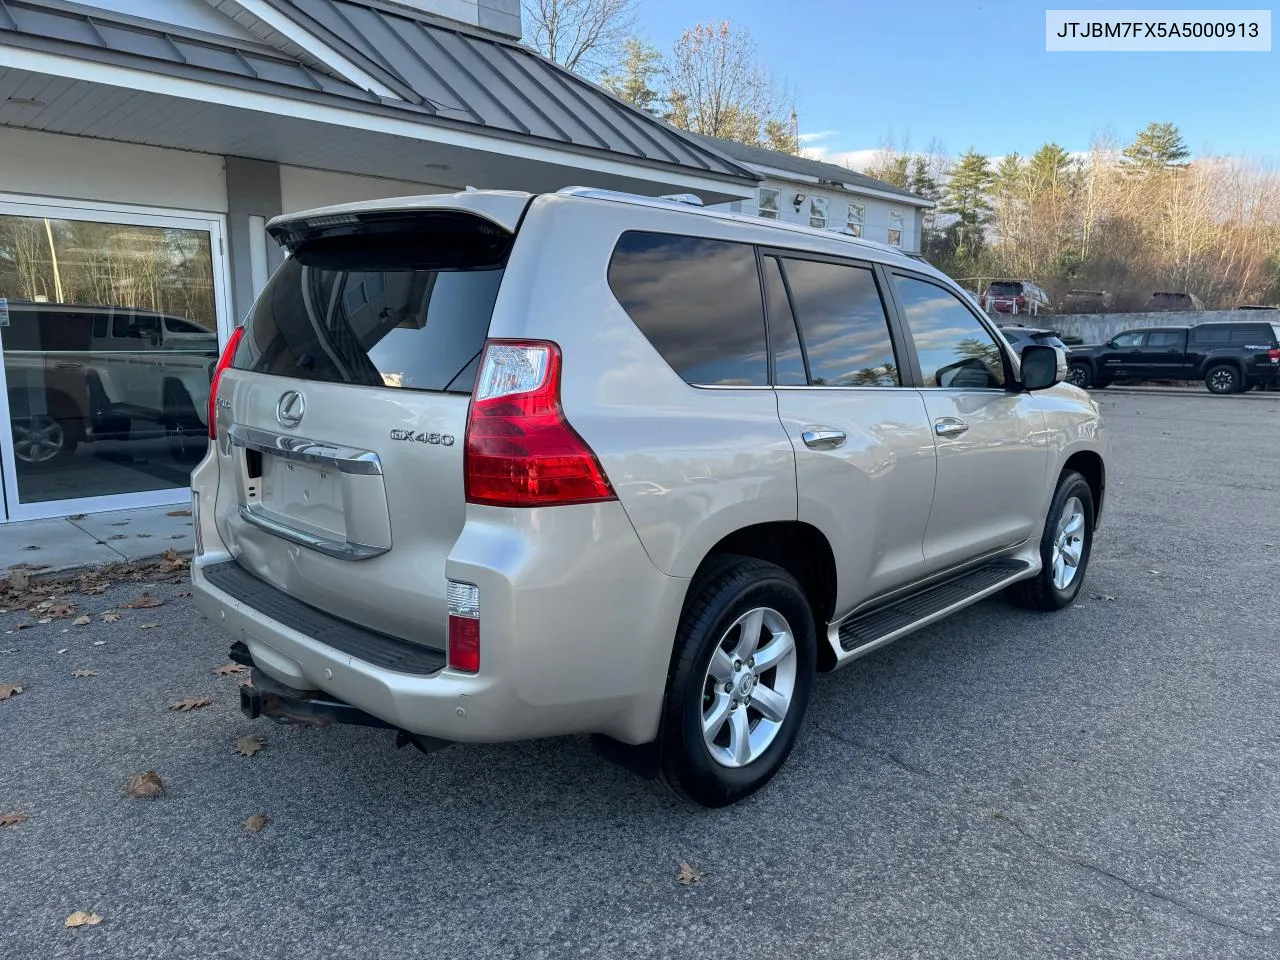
[1066,321,1280,394]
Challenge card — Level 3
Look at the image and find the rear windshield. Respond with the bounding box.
[234,216,509,394]
[988,282,1023,296]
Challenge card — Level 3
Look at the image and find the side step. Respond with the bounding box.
[838,558,1032,654]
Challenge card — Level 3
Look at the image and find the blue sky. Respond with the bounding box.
[635,0,1278,167]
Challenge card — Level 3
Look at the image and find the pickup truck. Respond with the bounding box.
[1065,321,1280,394]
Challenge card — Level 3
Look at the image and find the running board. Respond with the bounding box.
[835,558,1033,659]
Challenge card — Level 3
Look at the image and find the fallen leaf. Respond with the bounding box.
[0,683,23,701]
[68,514,87,521]
[167,510,191,517]
[13,624,31,631]
[56,648,68,654]
[1148,570,1160,575]
[22,545,39,551]
[176,591,192,598]
[241,813,269,832]
[107,534,126,541]
[47,602,76,618]
[125,770,164,798]
[65,911,102,928]
[72,615,91,626]
[8,570,29,591]
[36,618,51,625]
[92,641,107,646]
[102,612,120,622]
[215,663,247,677]
[136,533,153,539]
[72,669,98,678]
[124,595,163,609]
[1090,594,1116,602]
[234,734,265,757]
[675,861,703,886]
[169,697,212,712]
[0,812,29,827]
[141,622,158,630]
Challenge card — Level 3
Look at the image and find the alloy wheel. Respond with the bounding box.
[13,415,65,464]
[1051,496,1086,590]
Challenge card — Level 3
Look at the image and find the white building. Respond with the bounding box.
[0,0,758,522]
[690,134,934,255]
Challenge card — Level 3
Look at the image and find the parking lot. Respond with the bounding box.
[1,389,1278,960]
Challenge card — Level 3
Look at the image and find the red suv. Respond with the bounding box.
[981,280,1052,317]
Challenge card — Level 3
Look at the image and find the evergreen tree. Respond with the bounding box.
[1122,122,1190,171]
[599,37,665,114]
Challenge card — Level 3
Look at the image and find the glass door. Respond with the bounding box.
[0,198,231,521]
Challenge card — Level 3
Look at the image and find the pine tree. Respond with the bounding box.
[943,150,995,227]
[906,156,940,202]
[599,37,666,114]
[1122,122,1190,171]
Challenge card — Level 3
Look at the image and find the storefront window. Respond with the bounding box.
[0,211,221,510]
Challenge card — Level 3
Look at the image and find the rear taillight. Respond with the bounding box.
[464,340,615,507]
[447,580,480,673]
[208,325,245,439]
[1269,348,1279,362]
[1016,296,1027,306]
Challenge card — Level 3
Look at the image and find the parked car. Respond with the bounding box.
[3,302,219,467]
[1061,289,1114,314]
[998,324,1071,357]
[1236,304,1278,310]
[1065,321,1280,393]
[980,279,1053,316]
[1143,291,1205,311]
[191,187,1107,807]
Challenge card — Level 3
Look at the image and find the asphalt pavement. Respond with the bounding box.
[2,390,1278,960]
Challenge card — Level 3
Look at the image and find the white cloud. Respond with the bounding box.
[798,130,839,144]
[799,145,882,171]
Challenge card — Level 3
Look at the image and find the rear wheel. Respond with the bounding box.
[1007,471,1095,612]
[1205,364,1240,394]
[659,556,816,807]
[12,413,77,468]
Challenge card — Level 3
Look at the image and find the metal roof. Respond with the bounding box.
[687,132,931,205]
[0,0,757,184]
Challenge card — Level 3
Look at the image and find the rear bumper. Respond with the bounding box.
[191,485,689,745]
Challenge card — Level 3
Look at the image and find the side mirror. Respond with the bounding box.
[1104,339,1116,348]
[1021,344,1063,391]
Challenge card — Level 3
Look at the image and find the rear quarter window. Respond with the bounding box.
[607,231,768,386]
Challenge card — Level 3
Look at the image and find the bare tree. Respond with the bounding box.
[665,22,796,152]
[522,0,637,74]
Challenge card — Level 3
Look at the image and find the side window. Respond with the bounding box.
[607,231,768,387]
[846,203,865,237]
[809,197,828,229]
[781,258,899,387]
[1112,331,1146,347]
[761,257,808,385]
[1146,330,1182,347]
[1230,327,1266,344]
[887,211,904,247]
[757,187,780,220]
[893,274,1006,389]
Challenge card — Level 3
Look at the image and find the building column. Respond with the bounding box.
[224,156,283,325]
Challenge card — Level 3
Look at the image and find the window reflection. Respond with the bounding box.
[893,275,1006,388]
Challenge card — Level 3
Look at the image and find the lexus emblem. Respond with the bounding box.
[276,390,305,428]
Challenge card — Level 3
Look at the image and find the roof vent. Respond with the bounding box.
[658,193,704,206]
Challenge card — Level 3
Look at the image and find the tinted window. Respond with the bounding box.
[5,308,95,352]
[781,258,899,387]
[1229,326,1268,344]
[762,256,807,386]
[1191,326,1229,344]
[894,275,1006,388]
[608,232,767,386]
[988,282,1023,296]
[236,226,506,393]
[1146,330,1183,347]
[1112,331,1146,347]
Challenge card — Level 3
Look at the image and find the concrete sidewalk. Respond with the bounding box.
[0,504,194,575]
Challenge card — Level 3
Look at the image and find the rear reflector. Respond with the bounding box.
[208,325,245,440]
[447,580,480,673]
[464,340,615,507]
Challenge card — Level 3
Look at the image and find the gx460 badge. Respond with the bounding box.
[390,429,456,446]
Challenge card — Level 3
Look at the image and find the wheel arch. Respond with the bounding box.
[1063,450,1105,526]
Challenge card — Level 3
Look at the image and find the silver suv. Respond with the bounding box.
[191,188,1106,807]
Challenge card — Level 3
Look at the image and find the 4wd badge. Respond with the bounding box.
[390,429,455,446]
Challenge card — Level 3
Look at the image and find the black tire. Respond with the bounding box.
[1006,471,1095,612]
[165,385,208,463]
[1205,364,1240,395]
[659,555,816,808]
[1066,362,1094,389]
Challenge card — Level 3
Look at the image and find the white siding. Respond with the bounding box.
[278,166,452,213]
[0,127,227,212]
[719,177,922,253]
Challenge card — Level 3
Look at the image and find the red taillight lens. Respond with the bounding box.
[464,340,615,507]
[1269,348,1279,362]
[447,615,480,673]
[1016,296,1027,306]
[208,325,245,439]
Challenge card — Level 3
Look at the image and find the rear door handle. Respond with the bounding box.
[801,428,846,449]
[934,417,969,438]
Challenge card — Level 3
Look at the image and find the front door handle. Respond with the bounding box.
[801,428,846,449]
[934,417,969,438]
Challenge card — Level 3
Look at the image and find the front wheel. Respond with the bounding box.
[13,414,77,469]
[660,556,816,808]
[1006,471,1095,611]
[1205,364,1240,394]
[1066,362,1094,389]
